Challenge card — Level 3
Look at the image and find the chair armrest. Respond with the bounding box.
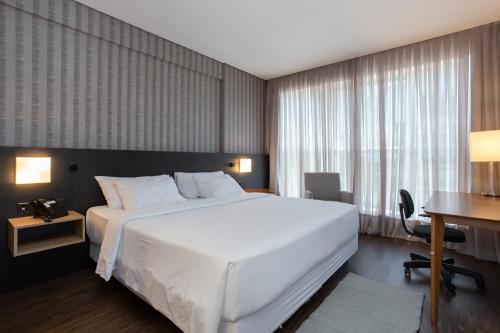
[304,190,314,199]
[339,191,354,204]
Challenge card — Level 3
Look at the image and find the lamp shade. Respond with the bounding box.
[239,158,252,173]
[16,157,51,184]
[470,130,500,162]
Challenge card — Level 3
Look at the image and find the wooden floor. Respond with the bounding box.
[1,234,499,333]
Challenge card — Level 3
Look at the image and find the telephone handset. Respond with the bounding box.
[28,199,68,223]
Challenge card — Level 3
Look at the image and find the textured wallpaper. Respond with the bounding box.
[0,0,265,153]
[223,65,265,154]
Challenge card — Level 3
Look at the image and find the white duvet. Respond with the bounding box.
[96,193,359,333]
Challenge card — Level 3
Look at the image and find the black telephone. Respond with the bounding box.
[28,199,68,223]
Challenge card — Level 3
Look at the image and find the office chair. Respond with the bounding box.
[399,189,485,293]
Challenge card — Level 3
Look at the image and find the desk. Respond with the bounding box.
[424,191,500,324]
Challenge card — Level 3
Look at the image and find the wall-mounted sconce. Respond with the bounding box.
[16,157,51,184]
[239,158,252,173]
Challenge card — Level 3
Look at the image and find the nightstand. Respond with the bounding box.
[7,211,85,257]
[245,188,273,193]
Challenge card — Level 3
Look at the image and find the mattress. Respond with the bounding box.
[92,194,359,333]
[86,199,202,245]
[86,205,118,245]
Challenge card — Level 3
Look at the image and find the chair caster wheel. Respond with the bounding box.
[476,277,485,289]
[446,285,457,296]
[443,258,455,265]
[404,267,411,279]
[445,283,457,293]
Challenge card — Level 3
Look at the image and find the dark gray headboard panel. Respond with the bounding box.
[0,146,269,292]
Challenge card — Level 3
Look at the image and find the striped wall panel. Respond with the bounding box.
[0,0,223,79]
[223,65,265,154]
[0,1,265,154]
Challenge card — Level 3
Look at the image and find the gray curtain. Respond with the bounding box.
[456,22,500,262]
[266,21,500,263]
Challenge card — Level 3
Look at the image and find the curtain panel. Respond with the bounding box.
[461,22,500,262]
[266,21,500,262]
[266,62,356,197]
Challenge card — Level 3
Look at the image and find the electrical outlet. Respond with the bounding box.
[16,202,30,213]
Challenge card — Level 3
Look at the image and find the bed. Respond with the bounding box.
[87,193,359,333]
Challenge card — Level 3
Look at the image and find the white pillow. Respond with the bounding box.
[95,176,129,208]
[193,173,244,198]
[95,175,168,208]
[174,171,223,198]
[114,175,186,210]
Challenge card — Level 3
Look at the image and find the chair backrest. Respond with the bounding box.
[399,189,415,236]
[304,173,341,201]
[399,189,415,218]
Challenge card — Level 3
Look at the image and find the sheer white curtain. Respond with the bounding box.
[268,62,356,197]
[355,36,471,237]
[267,32,472,237]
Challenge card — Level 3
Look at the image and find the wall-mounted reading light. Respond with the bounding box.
[16,157,51,184]
[239,158,252,173]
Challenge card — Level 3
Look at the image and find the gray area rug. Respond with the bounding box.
[297,273,424,333]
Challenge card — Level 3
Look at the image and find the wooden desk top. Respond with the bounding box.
[424,191,500,222]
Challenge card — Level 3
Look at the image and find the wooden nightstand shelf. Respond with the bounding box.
[7,211,85,257]
[245,188,273,193]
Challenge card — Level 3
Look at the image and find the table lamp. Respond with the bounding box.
[470,130,500,197]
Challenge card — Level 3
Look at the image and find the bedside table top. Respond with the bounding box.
[8,210,84,229]
[245,188,273,193]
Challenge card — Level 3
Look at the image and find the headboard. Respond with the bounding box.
[0,146,269,292]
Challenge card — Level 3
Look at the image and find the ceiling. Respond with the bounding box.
[76,0,500,80]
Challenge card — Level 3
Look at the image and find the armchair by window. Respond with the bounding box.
[304,172,353,204]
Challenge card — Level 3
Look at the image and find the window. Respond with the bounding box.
[276,47,471,222]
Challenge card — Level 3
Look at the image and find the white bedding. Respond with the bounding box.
[86,199,201,245]
[95,193,359,333]
[86,205,119,245]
